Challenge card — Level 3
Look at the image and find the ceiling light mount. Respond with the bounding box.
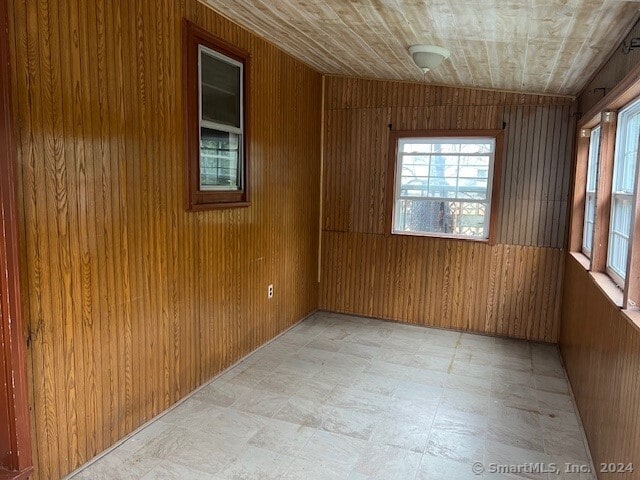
[409,44,450,73]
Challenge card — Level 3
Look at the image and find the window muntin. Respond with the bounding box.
[393,137,496,239]
[582,126,601,257]
[198,46,243,191]
[607,99,640,283]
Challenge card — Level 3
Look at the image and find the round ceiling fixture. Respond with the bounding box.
[409,45,451,73]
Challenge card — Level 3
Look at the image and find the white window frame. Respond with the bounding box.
[391,136,497,241]
[198,45,244,192]
[606,98,640,286]
[582,125,601,257]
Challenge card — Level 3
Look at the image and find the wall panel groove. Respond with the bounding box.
[8,1,321,478]
[321,76,574,342]
[561,257,640,479]
[561,26,640,476]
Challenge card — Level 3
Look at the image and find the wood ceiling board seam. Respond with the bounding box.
[196,0,331,74]
[200,0,639,94]
[541,0,580,93]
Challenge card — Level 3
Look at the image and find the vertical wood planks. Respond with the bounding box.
[560,256,640,480]
[321,232,563,342]
[8,0,322,478]
[321,75,575,342]
[499,104,575,247]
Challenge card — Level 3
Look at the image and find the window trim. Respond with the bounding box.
[386,129,504,244]
[570,63,640,310]
[570,105,640,308]
[0,0,33,475]
[605,98,640,286]
[183,19,251,211]
[589,112,617,274]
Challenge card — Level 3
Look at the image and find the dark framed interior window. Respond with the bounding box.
[183,20,250,210]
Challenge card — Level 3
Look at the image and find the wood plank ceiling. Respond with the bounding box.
[202,0,640,95]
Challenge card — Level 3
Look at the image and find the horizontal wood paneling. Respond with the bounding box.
[560,256,640,479]
[321,76,574,342]
[8,1,321,478]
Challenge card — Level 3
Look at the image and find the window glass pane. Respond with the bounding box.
[395,137,495,239]
[586,127,600,192]
[619,114,640,193]
[582,126,600,255]
[428,177,456,198]
[460,165,488,178]
[607,98,640,280]
[200,128,240,190]
[200,49,241,128]
[459,156,490,167]
[401,140,493,155]
[612,101,640,194]
[608,196,633,279]
[458,178,487,189]
[402,143,433,153]
[395,199,487,238]
[582,194,596,254]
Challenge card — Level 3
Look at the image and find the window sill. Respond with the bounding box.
[568,251,640,332]
[569,251,623,308]
[188,201,250,212]
[391,230,490,244]
[569,250,590,270]
[622,307,640,334]
[589,271,624,308]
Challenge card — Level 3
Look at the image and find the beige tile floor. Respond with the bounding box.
[70,312,594,480]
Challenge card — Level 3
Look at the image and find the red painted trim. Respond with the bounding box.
[0,0,33,476]
[0,467,33,480]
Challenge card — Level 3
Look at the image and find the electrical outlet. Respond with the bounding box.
[268,284,274,299]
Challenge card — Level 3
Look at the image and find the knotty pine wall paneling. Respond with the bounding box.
[321,76,575,342]
[8,1,321,478]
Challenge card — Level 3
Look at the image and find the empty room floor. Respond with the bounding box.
[70,313,593,480]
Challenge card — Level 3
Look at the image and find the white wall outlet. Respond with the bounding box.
[268,284,274,299]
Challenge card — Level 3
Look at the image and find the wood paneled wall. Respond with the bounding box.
[7,1,321,478]
[320,76,574,342]
[322,233,565,341]
[560,256,640,479]
[578,17,640,116]
[561,27,640,477]
[499,106,574,247]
